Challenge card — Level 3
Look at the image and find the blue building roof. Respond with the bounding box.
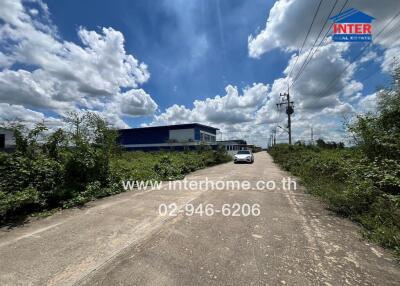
[330,8,375,23]
[118,123,219,145]
[119,123,219,132]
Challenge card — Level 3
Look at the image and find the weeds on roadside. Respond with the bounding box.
[0,113,231,224]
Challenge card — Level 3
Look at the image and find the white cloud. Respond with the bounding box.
[357,92,378,113]
[151,104,195,126]
[248,0,311,58]
[247,0,399,115]
[359,51,378,64]
[152,83,269,126]
[247,0,362,124]
[381,46,400,73]
[287,41,356,112]
[115,89,158,116]
[153,0,400,147]
[0,103,63,131]
[343,80,363,99]
[248,0,400,58]
[0,69,71,110]
[0,103,45,122]
[244,0,400,145]
[321,102,354,116]
[150,83,285,146]
[0,0,157,127]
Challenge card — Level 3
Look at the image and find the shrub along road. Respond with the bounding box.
[0,152,399,285]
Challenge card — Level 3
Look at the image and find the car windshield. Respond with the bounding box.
[237,150,250,155]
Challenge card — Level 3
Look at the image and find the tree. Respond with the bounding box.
[316,139,326,148]
[62,112,118,189]
[349,65,400,160]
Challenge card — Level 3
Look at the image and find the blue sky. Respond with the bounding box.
[1,0,399,146]
[46,0,289,124]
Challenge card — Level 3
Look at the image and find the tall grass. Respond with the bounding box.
[0,113,231,224]
[269,144,400,258]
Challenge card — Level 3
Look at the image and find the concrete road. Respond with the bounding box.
[0,152,399,285]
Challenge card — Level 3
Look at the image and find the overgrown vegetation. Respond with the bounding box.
[269,68,400,258]
[0,113,231,224]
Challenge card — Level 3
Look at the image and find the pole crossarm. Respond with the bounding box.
[276,92,294,144]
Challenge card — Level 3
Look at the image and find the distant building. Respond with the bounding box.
[216,139,249,156]
[118,123,218,151]
[0,128,15,150]
[117,123,257,155]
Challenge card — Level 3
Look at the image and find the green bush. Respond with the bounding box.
[269,69,400,255]
[268,144,400,257]
[110,149,231,183]
[0,114,231,223]
[0,187,40,218]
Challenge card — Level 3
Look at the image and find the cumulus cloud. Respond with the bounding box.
[357,92,378,113]
[0,102,64,131]
[151,0,399,146]
[151,104,196,126]
[0,0,157,127]
[0,69,71,110]
[114,89,158,116]
[0,103,46,123]
[152,83,269,126]
[246,0,365,136]
[148,83,278,146]
[247,0,399,114]
[248,0,314,58]
[248,0,400,58]
[286,41,355,111]
[244,0,400,145]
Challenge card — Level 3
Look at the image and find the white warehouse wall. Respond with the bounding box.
[169,128,195,142]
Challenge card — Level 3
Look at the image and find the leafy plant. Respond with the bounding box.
[0,114,231,224]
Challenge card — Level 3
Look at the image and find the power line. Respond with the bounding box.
[354,18,400,83]
[359,61,393,83]
[291,0,349,88]
[292,9,400,92]
[290,0,341,88]
[287,0,324,83]
[314,8,400,98]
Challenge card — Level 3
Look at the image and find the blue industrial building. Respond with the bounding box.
[118,123,219,151]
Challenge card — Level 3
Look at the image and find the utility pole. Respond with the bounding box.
[310,126,314,145]
[276,93,294,145]
[269,128,277,148]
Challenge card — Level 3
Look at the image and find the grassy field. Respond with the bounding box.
[268,144,400,258]
[111,150,231,182]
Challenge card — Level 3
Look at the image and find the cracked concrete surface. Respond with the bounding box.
[0,152,399,285]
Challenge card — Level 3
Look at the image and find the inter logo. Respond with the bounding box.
[330,8,375,42]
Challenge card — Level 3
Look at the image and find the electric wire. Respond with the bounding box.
[287,0,324,82]
[290,0,349,88]
[314,8,400,98]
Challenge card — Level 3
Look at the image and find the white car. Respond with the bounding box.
[233,150,254,164]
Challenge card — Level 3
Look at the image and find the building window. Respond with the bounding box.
[200,132,216,142]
